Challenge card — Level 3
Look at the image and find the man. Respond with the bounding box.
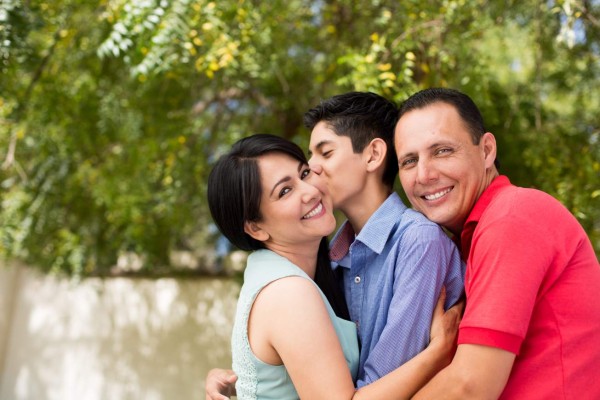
[394,87,600,399]
[205,92,464,398]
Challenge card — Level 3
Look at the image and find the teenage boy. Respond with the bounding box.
[205,92,464,397]
[305,91,463,387]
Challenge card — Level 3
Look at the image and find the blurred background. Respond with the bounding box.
[1,0,599,398]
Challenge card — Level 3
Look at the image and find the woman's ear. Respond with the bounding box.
[365,138,387,172]
[481,132,497,170]
[244,221,270,242]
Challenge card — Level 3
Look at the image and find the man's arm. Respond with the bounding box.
[205,368,237,400]
[358,224,459,386]
[413,344,516,399]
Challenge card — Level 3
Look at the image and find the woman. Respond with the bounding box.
[207,134,460,399]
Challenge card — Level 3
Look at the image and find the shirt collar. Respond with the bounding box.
[329,192,407,261]
[329,221,355,262]
[460,175,511,259]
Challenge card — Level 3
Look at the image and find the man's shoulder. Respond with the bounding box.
[485,183,569,222]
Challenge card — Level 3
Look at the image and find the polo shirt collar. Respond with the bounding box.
[460,175,511,259]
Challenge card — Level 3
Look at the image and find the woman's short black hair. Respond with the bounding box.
[207,133,350,320]
[207,134,307,252]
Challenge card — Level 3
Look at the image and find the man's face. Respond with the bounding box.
[394,102,495,234]
[308,121,368,213]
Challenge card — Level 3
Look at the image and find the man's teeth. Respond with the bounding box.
[303,203,323,219]
[424,188,451,200]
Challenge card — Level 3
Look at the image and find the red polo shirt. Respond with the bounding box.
[458,176,600,399]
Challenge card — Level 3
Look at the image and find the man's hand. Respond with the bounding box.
[205,368,237,400]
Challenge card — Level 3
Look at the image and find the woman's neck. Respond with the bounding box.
[265,242,319,279]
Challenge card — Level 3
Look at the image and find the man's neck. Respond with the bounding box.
[340,181,392,234]
[451,168,500,237]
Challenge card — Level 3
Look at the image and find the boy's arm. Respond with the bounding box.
[358,224,461,387]
[205,368,237,400]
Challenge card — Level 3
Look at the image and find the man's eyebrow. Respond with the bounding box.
[398,140,457,158]
[269,161,304,197]
[397,150,416,159]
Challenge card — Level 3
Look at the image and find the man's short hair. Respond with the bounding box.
[398,87,499,168]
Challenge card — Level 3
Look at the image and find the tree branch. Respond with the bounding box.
[3,22,65,170]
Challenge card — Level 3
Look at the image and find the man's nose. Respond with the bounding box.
[416,160,438,184]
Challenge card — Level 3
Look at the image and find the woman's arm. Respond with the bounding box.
[253,278,461,400]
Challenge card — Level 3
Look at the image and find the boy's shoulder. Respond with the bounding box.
[392,208,454,248]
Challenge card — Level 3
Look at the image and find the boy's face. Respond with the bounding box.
[308,121,368,213]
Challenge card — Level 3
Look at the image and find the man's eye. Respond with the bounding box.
[401,158,417,168]
[436,148,452,155]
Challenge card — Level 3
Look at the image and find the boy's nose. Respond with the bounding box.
[309,162,323,175]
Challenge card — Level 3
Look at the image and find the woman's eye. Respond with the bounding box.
[278,187,291,198]
[301,168,311,179]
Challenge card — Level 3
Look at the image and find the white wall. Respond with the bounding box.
[0,263,20,380]
[0,264,237,400]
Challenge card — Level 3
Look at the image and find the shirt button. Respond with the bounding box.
[354,276,361,284]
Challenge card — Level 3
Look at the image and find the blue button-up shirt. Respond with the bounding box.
[330,193,464,387]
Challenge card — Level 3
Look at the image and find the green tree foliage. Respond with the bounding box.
[1,0,598,276]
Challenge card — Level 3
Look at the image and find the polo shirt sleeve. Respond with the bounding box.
[458,211,554,354]
[357,223,460,387]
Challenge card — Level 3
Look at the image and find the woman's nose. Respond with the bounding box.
[300,179,320,203]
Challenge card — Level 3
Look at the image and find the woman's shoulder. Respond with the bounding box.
[245,249,309,282]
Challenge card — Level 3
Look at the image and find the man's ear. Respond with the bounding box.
[365,138,387,173]
[481,132,497,169]
[243,221,270,242]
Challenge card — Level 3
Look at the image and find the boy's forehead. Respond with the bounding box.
[309,123,352,151]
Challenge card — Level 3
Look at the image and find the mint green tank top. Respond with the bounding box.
[231,249,359,400]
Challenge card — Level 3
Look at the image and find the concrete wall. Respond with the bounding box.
[0,263,238,400]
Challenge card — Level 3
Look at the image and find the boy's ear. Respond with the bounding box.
[365,138,387,172]
[244,221,270,242]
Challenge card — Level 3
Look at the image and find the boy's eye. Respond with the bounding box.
[322,150,332,158]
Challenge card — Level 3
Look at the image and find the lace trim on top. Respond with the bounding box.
[232,289,258,399]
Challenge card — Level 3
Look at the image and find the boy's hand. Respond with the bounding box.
[205,368,237,400]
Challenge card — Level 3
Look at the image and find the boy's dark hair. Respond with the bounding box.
[398,87,500,168]
[304,92,399,188]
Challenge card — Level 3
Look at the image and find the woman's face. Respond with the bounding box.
[247,152,336,249]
